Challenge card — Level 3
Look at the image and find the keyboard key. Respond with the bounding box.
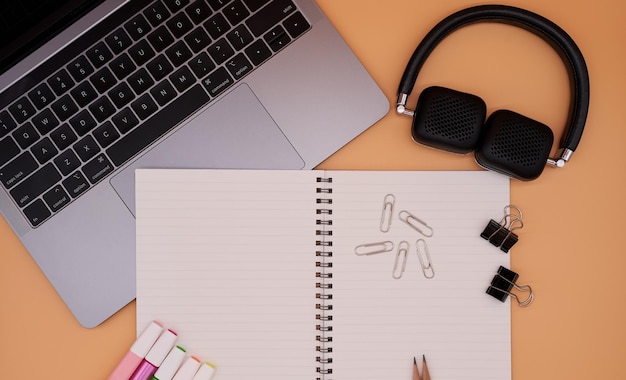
[128,68,155,94]
[86,41,114,68]
[125,14,152,40]
[144,1,171,27]
[89,97,116,122]
[163,0,190,13]
[105,28,133,54]
[241,0,266,12]
[73,135,101,162]
[67,55,95,82]
[23,199,51,227]
[51,94,79,121]
[128,39,156,65]
[283,11,310,38]
[54,149,81,175]
[93,121,120,148]
[223,1,250,25]
[82,153,114,184]
[30,137,58,164]
[107,84,209,166]
[71,81,99,107]
[90,67,117,93]
[204,13,230,39]
[28,83,56,110]
[69,109,97,136]
[264,25,291,52]
[0,136,20,167]
[188,52,216,78]
[43,185,71,212]
[131,94,158,120]
[0,151,38,189]
[147,25,175,52]
[108,82,136,108]
[31,108,60,135]
[0,110,17,137]
[112,107,139,134]
[225,53,253,79]
[9,96,36,124]
[208,38,234,64]
[185,0,213,24]
[10,163,61,207]
[150,80,178,106]
[227,24,253,50]
[12,122,39,149]
[185,27,212,53]
[165,41,192,67]
[207,0,228,11]
[62,171,90,198]
[246,0,295,37]
[110,53,137,80]
[50,123,77,150]
[166,12,193,38]
[146,54,174,81]
[170,66,195,92]
[47,69,75,96]
[244,39,272,66]
[201,67,234,97]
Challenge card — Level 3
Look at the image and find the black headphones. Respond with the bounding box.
[396,4,590,180]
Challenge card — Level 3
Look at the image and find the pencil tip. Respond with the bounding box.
[414,356,417,364]
[423,354,426,361]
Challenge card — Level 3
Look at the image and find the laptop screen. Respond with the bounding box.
[0,0,104,74]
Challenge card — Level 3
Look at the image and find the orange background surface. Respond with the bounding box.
[1,0,625,378]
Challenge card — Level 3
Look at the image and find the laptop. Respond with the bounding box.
[0,0,388,328]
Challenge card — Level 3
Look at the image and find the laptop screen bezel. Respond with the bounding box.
[0,0,105,75]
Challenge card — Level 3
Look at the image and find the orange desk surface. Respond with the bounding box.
[1,0,624,378]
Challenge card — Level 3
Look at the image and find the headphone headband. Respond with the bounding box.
[397,4,589,165]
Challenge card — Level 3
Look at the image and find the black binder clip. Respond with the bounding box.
[486,266,534,307]
[480,205,523,253]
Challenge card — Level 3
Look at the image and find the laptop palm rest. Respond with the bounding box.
[110,84,304,216]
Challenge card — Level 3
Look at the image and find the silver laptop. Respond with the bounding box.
[0,0,388,327]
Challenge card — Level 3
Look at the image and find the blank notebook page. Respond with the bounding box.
[135,169,512,380]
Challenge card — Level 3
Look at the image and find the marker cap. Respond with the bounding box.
[151,346,186,380]
[145,329,178,366]
[172,356,202,380]
[191,362,216,380]
[107,321,164,380]
[129,329,178,380]
[132,321,165,356]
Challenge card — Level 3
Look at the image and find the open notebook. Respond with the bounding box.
[135,169,512,380]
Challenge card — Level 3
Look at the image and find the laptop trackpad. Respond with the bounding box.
[110,84,305,216]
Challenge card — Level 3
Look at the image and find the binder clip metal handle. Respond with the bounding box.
[481,205,523,253]
[486,266,534,307]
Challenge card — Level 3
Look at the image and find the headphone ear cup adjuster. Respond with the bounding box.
[412,86,486,154]
[475,110,554,180]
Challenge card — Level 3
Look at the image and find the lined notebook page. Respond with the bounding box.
[136,169,511,380]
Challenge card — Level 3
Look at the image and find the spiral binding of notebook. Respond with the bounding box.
[315,176,334,378]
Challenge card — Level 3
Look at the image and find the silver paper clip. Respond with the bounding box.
[380,194,395,233]
[354,241,394,256]
[392,241,409,279]
[416,239,435,279]
[399,210,434,237]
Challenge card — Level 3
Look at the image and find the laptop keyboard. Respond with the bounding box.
[0,0,310,227]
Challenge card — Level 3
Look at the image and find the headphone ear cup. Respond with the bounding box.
[412,86,487,154]
[475,110,554,180]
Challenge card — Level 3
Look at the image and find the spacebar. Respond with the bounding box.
[107,85,210,167]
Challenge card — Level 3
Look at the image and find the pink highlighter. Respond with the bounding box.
[129,328,178,380]
[107,321,164,380]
